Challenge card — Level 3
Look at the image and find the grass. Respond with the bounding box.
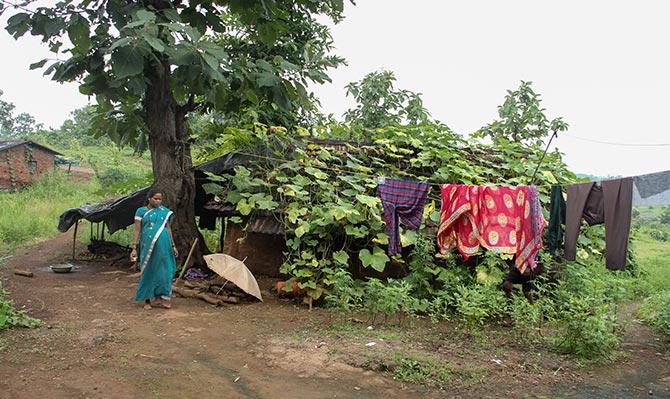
[633,218,670,338]
[0,171,101,255]
[389,352,485,388]
[634,224,670,294]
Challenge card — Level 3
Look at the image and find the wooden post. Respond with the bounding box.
[72,220,79,261]
[67,163,72,174]
[175,238,199,283]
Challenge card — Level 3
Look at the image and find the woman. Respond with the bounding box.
[130,189,179,310]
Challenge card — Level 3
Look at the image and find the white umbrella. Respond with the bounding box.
[203,254,263,301]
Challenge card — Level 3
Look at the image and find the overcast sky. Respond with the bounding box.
[2,0,669,176]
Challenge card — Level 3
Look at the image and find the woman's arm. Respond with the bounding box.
[130,219,141,261]
[167,224,179,258]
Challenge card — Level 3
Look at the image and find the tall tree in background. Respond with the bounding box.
[2,0,346,256]
[475,81,568,146]
[0,89,41,138]
[344,70,431,129]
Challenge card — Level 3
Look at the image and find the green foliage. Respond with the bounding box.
[4,0,347,147]
[0,284,42,331]
[475,81,568,146]
[509,295,541,342]
[0,171,100,253]
[0,89,42,138]
[344,70,431,129]
[453,284,507,327]
[390,353,483,388]
[649,228,669,242]
[639,291,670,339]
[202,121,575,302]
[322,267,364,312]
[659,206,670,225]
[552,296,620,361]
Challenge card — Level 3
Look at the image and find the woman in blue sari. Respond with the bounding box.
[130,189,179,310]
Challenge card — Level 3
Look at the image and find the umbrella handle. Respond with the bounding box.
[215,280,228,296]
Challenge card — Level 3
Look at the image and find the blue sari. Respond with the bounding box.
[134,205,177,302]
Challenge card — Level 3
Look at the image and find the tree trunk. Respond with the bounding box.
[144,60,203,264]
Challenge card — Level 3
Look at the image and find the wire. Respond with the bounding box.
[561,133,670,147]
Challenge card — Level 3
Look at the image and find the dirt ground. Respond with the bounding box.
[1,233,669,399]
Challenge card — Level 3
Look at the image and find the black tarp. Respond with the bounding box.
[58,187,149,234]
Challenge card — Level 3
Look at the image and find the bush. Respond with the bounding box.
[639,291,670,338]
[510,295,541,341]
[453,284,507,327]
[660,206,670,225]
[96,166,131,187]
[552,297,620,361]
[649,228,669,242]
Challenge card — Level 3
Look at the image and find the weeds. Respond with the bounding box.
[0,283,41,331]
[0,171,100,253]
[639,291,670,339]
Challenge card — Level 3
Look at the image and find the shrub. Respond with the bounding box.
[510,295,541,341]
[453,284,507,327]
[552,296,620,361]
[639,291,670,338]
[96,166,133,187]
[660,206,670,225]
[649,228,669,242]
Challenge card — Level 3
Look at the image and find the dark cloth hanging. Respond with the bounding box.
[198,211,218,230]
[564,178,633,270]
[633,170,670,199]
[377,178,430,256]
[547,185,566,255]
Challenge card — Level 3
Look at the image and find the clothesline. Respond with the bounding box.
[562,133,670,147]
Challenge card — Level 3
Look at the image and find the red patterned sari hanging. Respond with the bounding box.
[437,184,546,274]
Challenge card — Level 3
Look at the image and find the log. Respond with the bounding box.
[208,285,246,298]
[173,286,240,305]
[13,269,33,278]
[173,286,221,306]
[184,280,207,290]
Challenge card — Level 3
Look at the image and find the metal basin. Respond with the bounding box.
[50,263,73,273]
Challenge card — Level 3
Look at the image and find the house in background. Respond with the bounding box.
[0,140,61,191]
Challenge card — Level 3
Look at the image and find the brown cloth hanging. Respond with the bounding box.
[564,177,633,270]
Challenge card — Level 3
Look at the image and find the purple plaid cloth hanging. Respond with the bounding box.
[377,178,431,256]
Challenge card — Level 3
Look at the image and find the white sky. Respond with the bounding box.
[2,0,670,176]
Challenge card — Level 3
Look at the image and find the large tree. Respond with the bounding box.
[2,0,346,257]
[0,89,41,138]
[475,81,568,146]
[344,70,432,129]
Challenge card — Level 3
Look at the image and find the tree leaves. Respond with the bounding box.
[111,45,144,79]
[67,15,91,54]
[29,59,48,70]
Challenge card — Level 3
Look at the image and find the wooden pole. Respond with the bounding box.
[218,217,227,253]
[175,238,198,283]
[72,220,79,261]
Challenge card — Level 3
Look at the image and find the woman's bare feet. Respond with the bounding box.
[143,303,152,310]
[155,299,171,309]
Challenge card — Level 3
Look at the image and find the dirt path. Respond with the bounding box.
[1,234,669,398]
